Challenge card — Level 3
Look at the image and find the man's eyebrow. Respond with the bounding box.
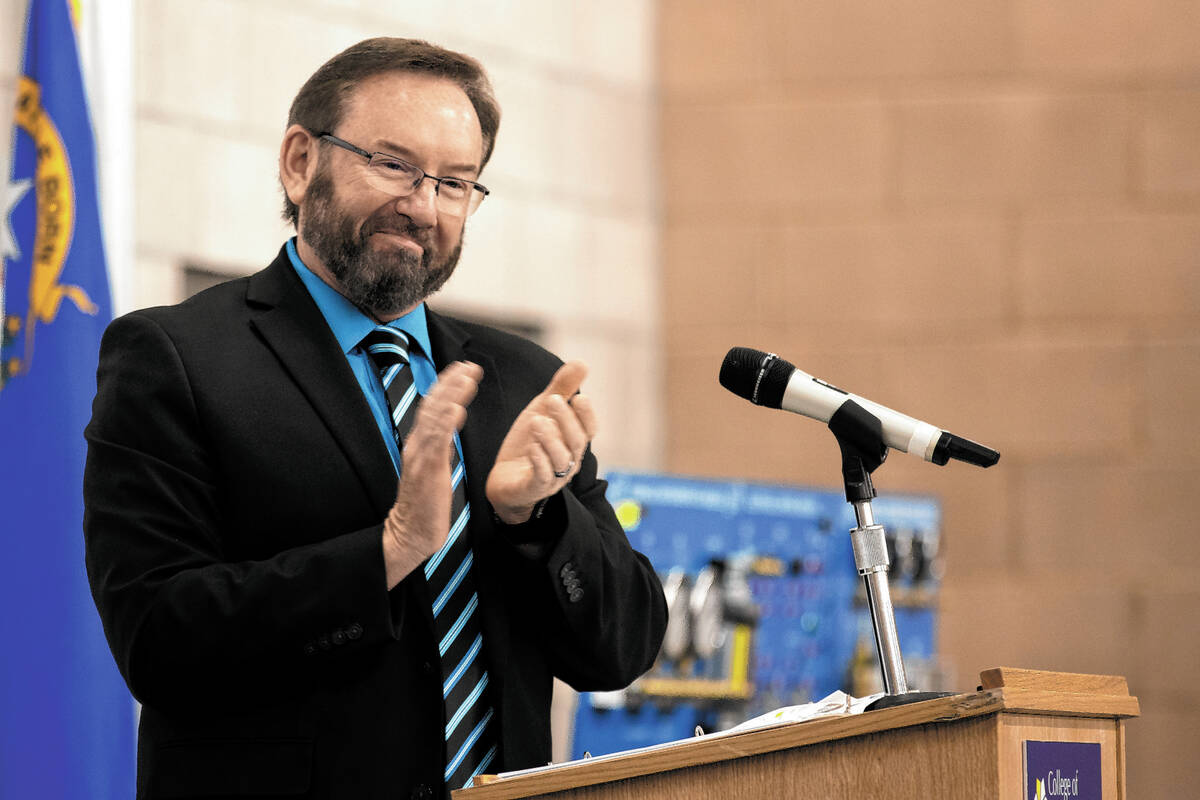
[374,139,480,176]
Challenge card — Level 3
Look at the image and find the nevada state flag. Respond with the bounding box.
[0,1,135,797]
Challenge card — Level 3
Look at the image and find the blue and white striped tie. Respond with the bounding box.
[361,326,499,790]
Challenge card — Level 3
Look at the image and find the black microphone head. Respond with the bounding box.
[719,347,795,408]
[931,431,1001,468]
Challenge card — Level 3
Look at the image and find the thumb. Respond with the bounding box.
[542,360,588,400]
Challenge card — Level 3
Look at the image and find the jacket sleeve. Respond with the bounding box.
[459,325,667,694]
[83,312,398,713]
[512,448,667,692]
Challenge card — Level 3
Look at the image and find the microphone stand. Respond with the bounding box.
[828,402,952,710]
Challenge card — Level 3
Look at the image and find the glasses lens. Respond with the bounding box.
[462,186,487,217]
[436,181,488,218]
[361,153,487,217]
[364,155,422,195]
[437,178,470,200]
[433,178,469,218]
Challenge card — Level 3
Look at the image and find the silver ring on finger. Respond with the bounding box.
[554,459,575,479]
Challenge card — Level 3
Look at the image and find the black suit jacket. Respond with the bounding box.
[83,247,667,799]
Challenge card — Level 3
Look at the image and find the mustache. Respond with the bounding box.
[362,216,434,248]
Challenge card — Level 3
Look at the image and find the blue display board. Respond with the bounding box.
[570,471,942,759]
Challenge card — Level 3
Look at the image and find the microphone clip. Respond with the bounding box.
[828,400,889,503]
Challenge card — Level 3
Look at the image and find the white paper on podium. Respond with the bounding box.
[486,690,885,785]
[728,689,885,732]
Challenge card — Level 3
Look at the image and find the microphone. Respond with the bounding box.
[719,347,999,468]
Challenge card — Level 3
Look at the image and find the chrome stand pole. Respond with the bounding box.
[850,498,908,696]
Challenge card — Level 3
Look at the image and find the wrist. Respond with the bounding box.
[491,497,549,527]
[382,508,425,589]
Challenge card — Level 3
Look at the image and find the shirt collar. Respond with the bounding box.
[285,237,434,360]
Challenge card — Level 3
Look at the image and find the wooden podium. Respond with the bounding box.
[456,669,1138,800]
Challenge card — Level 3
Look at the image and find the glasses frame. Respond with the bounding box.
[314,131,490,216]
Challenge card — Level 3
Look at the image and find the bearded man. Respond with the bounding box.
[83,38,666,800]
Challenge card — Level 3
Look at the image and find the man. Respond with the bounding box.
[84,38,666,800]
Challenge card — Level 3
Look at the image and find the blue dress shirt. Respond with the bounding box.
[285,238,461,475]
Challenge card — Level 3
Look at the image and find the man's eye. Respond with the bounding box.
[376,159,416,175]
[440,179,469,196]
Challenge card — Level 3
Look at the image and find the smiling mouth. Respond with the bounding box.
[371,230,425,254]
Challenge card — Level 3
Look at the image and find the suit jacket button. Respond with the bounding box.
[559,562,574,579]
[347,623,363,640]
[317,635,332,651]
[422,660,435,675]
[331,629,347,646]
[303,642,316,656]
[569,588,584,603]
[411,783,434,800]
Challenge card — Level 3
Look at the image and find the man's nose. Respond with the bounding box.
[394,177,439,227]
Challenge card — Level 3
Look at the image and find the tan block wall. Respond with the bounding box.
[660,1,1200,796]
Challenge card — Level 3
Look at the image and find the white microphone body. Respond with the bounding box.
[780,369,943,462]
[719,346,999,468]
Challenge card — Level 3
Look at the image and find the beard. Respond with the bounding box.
[299,168,462,318]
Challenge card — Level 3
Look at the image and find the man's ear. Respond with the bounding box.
[279,124,319,209]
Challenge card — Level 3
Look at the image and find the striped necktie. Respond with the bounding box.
[361,327,499,791]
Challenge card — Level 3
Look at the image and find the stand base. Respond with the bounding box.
[866,690,956,711]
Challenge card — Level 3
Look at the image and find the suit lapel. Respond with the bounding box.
[425,309,506,506]
[245,249,397,516]
[245,254,517,689]
[427,310,514,698]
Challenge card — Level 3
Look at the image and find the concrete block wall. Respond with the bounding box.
[659,1,1199,796]
[132,0,661,472]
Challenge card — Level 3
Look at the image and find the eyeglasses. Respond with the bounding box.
[315,132,490,217]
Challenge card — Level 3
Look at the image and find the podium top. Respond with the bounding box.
[455,668,1138,800]
[979,666,1130,695]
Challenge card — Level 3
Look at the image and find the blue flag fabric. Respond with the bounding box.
[0,1,136,797]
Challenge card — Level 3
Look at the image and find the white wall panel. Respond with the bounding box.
[132,0,663,474]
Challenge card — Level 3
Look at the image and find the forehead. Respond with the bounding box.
[339,71,484,170]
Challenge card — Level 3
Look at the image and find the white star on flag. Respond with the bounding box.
[2,176,33,262]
